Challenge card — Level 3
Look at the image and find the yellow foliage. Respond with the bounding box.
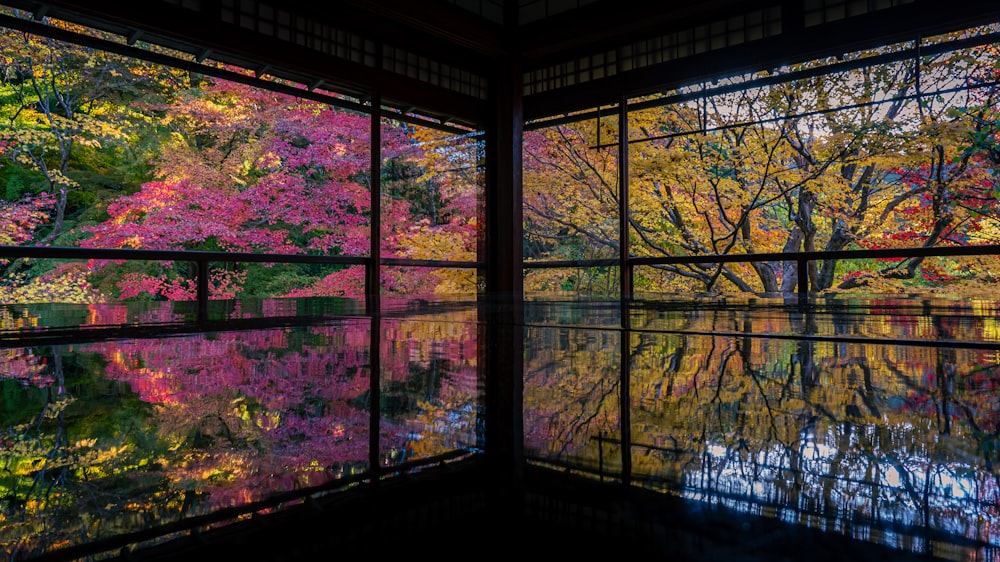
[0,269,102,305]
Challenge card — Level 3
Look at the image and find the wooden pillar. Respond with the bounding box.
[368,91,382,480]
[617,96,632,486]
[483,49,524,484]
[366,91,381,316]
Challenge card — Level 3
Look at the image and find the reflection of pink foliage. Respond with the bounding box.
[225,299,302,319]
[0,349,53,387]
[86,302,132,325]
[89,321,376,505]
[260,299,295,317]
[29,307,482,514]
[84,302,185,326]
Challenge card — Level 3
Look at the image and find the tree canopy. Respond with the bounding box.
[524,30,1000,297]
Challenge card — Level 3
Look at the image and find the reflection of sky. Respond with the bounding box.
[691,430,995,552]
[624,295,1000,344]
[521,296,1000,561]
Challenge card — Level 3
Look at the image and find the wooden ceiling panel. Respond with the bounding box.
[1,0,999,126]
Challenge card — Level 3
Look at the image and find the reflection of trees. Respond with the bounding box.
[378,313,481,461]
[3,342,209,558]
[94,324,374,482]
[3,346,156,559]
[672,333,995,548]
[523,299,1000,557]
[3,348,64,558]
[523,325,622,466]
[2,309,481,559]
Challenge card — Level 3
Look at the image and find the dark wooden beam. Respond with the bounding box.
[523,0,1000,121]
[339,0,509,58]
[515,0,773,63]
[2,0,491,127]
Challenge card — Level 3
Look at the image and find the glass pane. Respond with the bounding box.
[523,323,623,479]
[377,309,482,468]
[2,319,374,556]
[523,111,621,269]
[380,119,483,264]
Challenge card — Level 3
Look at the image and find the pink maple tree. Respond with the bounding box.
[82,76,424,299]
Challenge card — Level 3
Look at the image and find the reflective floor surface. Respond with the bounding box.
[2,294,998,560]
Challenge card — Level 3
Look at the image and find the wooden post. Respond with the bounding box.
[196,259,209,322]
[798,257,809,300]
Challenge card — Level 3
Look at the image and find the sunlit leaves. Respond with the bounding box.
[0,265,101,304]
[76,76,480,300]
[0,192,53,247]
[0,19,183,243]
[527,42,1000,297]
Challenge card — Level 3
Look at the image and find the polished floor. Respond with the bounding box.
[4,294,998,561]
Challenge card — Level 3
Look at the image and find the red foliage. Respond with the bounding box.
[81,78,427,298]
[0,193,55,248]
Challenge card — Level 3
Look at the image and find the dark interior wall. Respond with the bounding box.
[5,1,1000,129]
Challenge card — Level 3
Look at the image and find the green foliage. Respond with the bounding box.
[383,158,445,224]
[0,378,48,426]
[1,165,45,201]
[239,264,316,298]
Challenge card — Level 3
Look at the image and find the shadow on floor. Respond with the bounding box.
[111,458,952,562]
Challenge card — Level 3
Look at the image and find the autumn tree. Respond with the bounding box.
[524,34,1000,297]
[840,36,1000,291]
[83,76,389,299]
[522,114,621,295]
[0,12,184,244]
[381,125,482,296]
[0,189,53,248]
[0,17,482,305]
[82,73,481,301]
[0,11,188,305]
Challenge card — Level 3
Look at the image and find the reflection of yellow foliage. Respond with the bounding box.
[983,314,1000,342]
[0,307,40,330]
